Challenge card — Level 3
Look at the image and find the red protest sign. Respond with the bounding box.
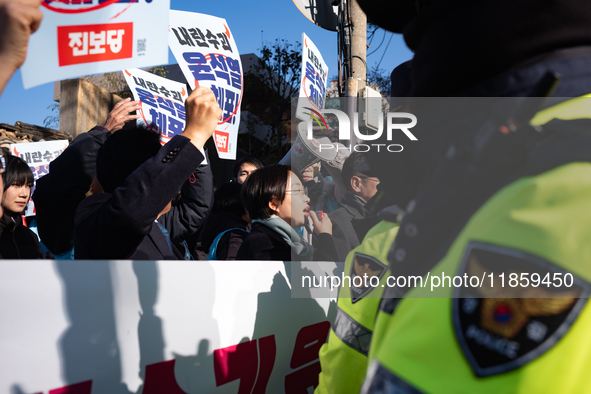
[214,131,230,153]
[57,22,133,66]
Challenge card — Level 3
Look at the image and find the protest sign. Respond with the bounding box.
[168,11,243,160]
[21,0,170,89]
[295,33,329,122]
[0,260,338,393]
[123,68,189,145]
[11,140,69,217]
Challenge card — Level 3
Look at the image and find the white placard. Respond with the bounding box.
[296,33,329,122]
[123,68,189,145]
[0,260,337,393]
[21,0,171,89]
[10,140,69,217]
[168,10,243,160]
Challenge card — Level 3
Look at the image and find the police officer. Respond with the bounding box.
[316,220,399,393]
[352,0,591,392]
[315,62,413,394]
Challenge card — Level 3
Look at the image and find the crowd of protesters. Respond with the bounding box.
[0,90,379,262]
[0,0,384,263]
[0,108,379,261]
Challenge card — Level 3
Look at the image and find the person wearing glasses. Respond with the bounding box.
[0,154,44,259]
[236,164,339,261]
[328,152,383,258]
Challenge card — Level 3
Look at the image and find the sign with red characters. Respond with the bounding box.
[168,11,243,160]
[21,0,170,89]
[0,260,339,393]
[214,131,230,153]
[57,22,133,66]
[123,67,189,146]
[10,140,69,217]
[296,33,329,122]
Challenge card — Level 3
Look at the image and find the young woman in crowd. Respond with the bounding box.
[0,154,44,258]
[236,164,339,261]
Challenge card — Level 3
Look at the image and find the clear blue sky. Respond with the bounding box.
[0,0,412,129]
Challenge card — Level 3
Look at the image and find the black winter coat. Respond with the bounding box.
[0,214,44,259]
[236,222,339,261]
[157,156,214,255]
[329,192,376,259]
[33,126,111,255]
[74,136,205,260]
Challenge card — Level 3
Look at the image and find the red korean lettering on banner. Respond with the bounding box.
[36,322,330,393]
[214,131,230,153]
[285,321,330,393]
[213,335,276,394]
[142,359,188,394]
[48,380,92,394]
[57,23,133,66]
[213,322,330,393]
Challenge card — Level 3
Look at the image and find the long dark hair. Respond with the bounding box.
[3,154,34,192]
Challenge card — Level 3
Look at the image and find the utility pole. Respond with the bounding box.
[342,0,366,146]
[349,0,367,94]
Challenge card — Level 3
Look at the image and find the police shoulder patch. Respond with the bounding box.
[350,253,387,303]
[452,242,591,377]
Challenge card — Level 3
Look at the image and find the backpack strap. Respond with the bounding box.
[206,227,248,260]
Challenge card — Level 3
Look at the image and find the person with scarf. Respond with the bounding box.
[328,152,385,259]
[236,164,339,261]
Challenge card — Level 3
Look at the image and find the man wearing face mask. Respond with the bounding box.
[346,0,591,393]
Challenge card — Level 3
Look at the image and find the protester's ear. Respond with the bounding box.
[269,198,279,213]
[351,176,362,193]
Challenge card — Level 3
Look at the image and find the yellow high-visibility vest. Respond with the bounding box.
[362,96,591,393]
[316,221,399,394]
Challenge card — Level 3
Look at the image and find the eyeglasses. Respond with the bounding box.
[286,187,308,197]
[357,175,380,184]
[0,155,5,175]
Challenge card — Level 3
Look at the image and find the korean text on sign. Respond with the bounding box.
[21,0,170,89]
[296,33,329,122]
[58,23,132,66]
[123,68,189,145]
[180,52,242,126]
[11,140,69,217]
[169,11,243,160]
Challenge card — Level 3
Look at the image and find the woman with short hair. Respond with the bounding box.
[236,164,338,261]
